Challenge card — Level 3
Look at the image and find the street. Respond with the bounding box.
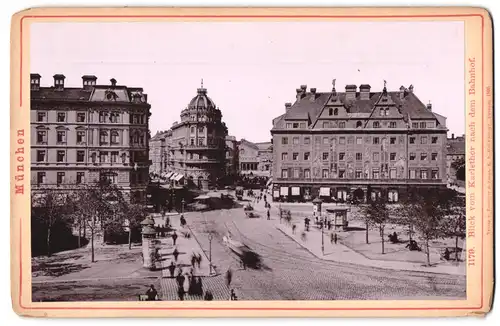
[187,207,466,300]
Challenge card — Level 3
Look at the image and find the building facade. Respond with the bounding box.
[162,86,228,190]
[271,82,447,203]
[149,129,171,176]
[30,73,151,202]
[238,139,272,177]
[225,135,239,176]
[446,134,465,185]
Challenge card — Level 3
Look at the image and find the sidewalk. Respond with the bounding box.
[252,198,466,276]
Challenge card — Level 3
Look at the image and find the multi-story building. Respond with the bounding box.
[163,85,228,190]
[149,129,171,176]
[225,135,239,177]
[30,73,151,202]
[446,133,465,185]
[271,82,447,203]
[238,139,273,177]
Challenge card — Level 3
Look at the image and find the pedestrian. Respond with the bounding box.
[155,225,161,238]
[225,268,233,287]
[197,277,203,296]
[292,224,296,234]
[168,261,176,278]
[166,216,170,227]
[267,209,270,220]
[173,248,179,262]
[204,290,213,301]
[180,215,187,227]
[327,220,332,231]
[196,253,202,269]
[191,253,197,268]
[330,232,334,245]
[188,275,195,295]
[230,289,238,301]
[145,284,158,301]
[334,233,338,245]
[172,232,178,246]
[177,286,185,301]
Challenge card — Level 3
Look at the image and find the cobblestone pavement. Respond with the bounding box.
[186,206,467,301]
[159,275,231,301]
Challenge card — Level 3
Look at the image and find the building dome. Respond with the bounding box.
[188,87,216,110]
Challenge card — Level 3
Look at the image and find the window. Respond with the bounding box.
[333,108,338,116]
[322,152,329,160]
[373,152,380,161]
[76,172,85,184]
[281,169,288,178]
[76,113,85,122]
[190,138,195,146]
[356,137,363,144]
[347,137,354,145]
[315,137,321,144]
[191,126,195,133]
[198,138,204,146]
[409,152,416,160]
[292,153,299,160]
[299,122,306,128]
[420,122,426,128]
[322,169,329,178]
[339,137,346,145]
[389,122,396,128]
[329,108,333,116]
[56,172,65,185]
[431,137,438,144]
[420,170,428,179]
[304,169,311,179]
[372,169,380,179]
[304,137,310,145]
[388,189,398,202]
[412,122,419,128]
[282,137,288,145]
[339,121,345,128]
[385,108,390,116]
[323,137,329,145]
[198,126,204,132]
[356,153,362,161]
[100,131,108,144]
[431,153,438,161]
[111,151,119,163]
[373,137,380,144]
[356,121,362,128]
[421,153,428,161]
[292,123,299,129]
[390,169,397,179]
[76,151,85,162]
[390,137,396,144]
[338,170,345,178]
[373,121,380,128]
[379,109,384,116]
[409,170,416,179]
[36,150,46,162]
[189,153,194,160]
[409,137,415,144]
[56,150,66,162]
[390,153,396,161]
[339,152,345,160]
[421,136,428,144]
[293,168,300,178]
[281,153,288,161]
[99,151,108,163]
[293,137,299,145]
[37,172,46,184]
[77,131,86,144]
[111,131,119,144]
[431,170,439,179]
[304,152,310,160]
[37,112,46,122]
[57,112,66,122]
[57,131,67,144]
[355,170,362,179]
[322,121,329,128]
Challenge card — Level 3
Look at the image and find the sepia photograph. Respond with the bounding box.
[9,7,493,317]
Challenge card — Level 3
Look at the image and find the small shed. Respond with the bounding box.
[325,207,349,230]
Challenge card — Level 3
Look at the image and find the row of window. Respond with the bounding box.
[35,130,146,146]
[35,171,147,185]
[281,135,439,145]
[280,168,439,180]
[36,111,146,124]
[36,150,126,164]
[281,151,439,162]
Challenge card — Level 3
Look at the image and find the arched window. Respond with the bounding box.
[385,108,390,116]
[111,130,119,144]
[356,121,362,128]
[373,121,380,128]
[333,108,338,116]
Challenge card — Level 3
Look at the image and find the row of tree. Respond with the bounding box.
[31,180,147,261]
[361,187,466,266]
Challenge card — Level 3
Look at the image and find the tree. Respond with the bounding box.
[395,187,420,242]
[31,190,74,257]
[441,191,466,261]
[125,203,147,250]
[451,157,465,182]
[363,198,390,254]
[412,189,450,266]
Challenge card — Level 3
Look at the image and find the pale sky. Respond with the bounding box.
[31,21,465,142]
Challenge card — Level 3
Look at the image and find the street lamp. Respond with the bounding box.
[313,197,324,255]
[181,198,185,214]
[208,232,213,275]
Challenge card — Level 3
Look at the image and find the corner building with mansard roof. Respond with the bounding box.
[271,82,448,203]
[30,73,151,202]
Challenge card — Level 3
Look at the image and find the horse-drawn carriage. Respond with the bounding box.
[223,234,262,269]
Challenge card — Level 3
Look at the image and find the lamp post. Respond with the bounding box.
[208,232,213,275]
[181,198,185,214]
[313,197,324,255]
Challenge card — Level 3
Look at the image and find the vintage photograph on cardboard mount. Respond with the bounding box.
[10,7,493,317]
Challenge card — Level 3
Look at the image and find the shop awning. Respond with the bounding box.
[164,172,173,179]
[266,178,273,187]
[174,174,184,181]
[169,173,178,180]
[280,187,288,196]
[291,187,300,196]
[320,187,330,196]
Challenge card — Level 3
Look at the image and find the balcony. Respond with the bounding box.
[185,144,221,151]
[274,177,445,185]
[185,158,220,164]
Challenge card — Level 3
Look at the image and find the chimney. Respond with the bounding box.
[82,75,97,90]
[296,86,306,102]
[408,84,414,93]
[427,101,432,111]
[53,74,66,91]
[399,85,406,99]
[345,84,357,101]
[30,73,41,91]
[359,84,371,100]
[110,78,117,87]
[452,133,455,140]
[285,102,292,111]
[310,88,317,101]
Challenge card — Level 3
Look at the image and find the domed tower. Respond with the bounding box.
[170,82,228,190]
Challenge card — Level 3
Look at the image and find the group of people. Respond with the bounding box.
[175,271,204,300]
